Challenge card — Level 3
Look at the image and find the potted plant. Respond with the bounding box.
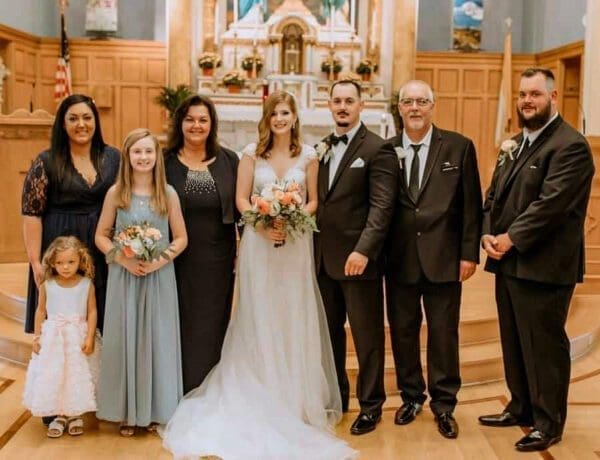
[154,84,194,120]
[222,70,246,94]
[321,57,342,80]
[198,52,222,76]
[356,58,378,82]
[241,55,264,78]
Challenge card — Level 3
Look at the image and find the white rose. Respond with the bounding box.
[129,238,145,255]
[269,201,281,217]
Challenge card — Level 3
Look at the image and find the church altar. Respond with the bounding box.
[198,0,394,151]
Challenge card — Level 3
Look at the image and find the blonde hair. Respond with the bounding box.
[42,236,95,281]
[256,91,302,159]
[116,128,168,215]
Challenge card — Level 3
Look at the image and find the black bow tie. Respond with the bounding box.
[330,134,348,146]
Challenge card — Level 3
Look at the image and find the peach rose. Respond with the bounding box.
[257,198,270,216]
[122,245,136,259]
[279,192,294,206]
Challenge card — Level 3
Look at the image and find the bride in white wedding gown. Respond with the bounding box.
[161,91,357,460]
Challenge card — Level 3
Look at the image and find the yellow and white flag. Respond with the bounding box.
[494,19,512,147]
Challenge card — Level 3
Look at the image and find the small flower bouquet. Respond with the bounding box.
[241,55,264,72]
[241,181,318,247]
[106,222,170,263]
[315,140,332,164]
[198,52,222,69]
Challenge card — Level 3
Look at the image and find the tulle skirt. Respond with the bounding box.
[161,228,357,459]
[23,316,100,417]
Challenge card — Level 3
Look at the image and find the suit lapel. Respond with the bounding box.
[417,126,442,202]
[391,134,409,195]
[327,123,366,197]
[318,143,330,202]
[502,116,563,192]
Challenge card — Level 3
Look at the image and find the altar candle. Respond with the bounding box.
[214,2,220,46]
[329,0,334,48]
[370,9,377,53]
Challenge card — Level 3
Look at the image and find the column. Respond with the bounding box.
[168,0,193,87]
[583,0,600,135]
[390,0,417,91]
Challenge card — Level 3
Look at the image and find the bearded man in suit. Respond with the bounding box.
[315,79,399,435]
[385,80,482,439]
[478,67,594,452]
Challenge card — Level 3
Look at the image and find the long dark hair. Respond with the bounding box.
[49,94,106,185]
[165,94,219,160]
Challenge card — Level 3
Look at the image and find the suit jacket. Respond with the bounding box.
[165,146,240,224]
[482,115,594,285]
[314,123,399,280]
[385,126,482,284]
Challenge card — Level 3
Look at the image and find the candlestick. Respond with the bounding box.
[329,0,334,48]
[370,8,377,54]
[233,0,239,23]
[214,1,220,46]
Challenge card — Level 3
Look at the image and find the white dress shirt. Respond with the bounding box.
[402,126,433,188]
[329,122,362,188]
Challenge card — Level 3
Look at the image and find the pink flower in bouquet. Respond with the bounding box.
[279,192,295,206]
[287,182,301,192]
[274,190,285,201]
[144,227,162,240]
[292,192,302,205]
[257,198,270,216]
[122,245,136,259]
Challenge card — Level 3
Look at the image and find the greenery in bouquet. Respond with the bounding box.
[241,55,264,72]
[321,57,342,74]
[222,70,246,87]
[356,58,378,75]
[198,52,222,69]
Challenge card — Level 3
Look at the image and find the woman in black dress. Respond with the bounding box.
[21,94,120,335]
[165,95,239,394]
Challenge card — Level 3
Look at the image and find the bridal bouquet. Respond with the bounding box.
[106,222,170,262]
[241,181,318,247]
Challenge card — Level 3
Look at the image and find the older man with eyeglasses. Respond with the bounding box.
[384,80,483,439]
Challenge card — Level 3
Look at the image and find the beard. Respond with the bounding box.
[517,101,552,131]
[336,121,350,127]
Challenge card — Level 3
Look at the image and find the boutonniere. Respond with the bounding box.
[394,146,410,170]
[315,141,332,164]
[498,139,519,166]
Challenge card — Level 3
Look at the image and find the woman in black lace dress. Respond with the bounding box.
[164,95,239,394]
[21,94,120,335]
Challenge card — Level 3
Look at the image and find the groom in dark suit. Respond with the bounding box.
[478,68,594,451]
[315,79,399,435]
[385,80,482,439]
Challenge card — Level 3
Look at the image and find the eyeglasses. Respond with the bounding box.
[399,98,432,107]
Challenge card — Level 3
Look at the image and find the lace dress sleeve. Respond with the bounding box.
[21,155,49,216]
[302,144,317,161]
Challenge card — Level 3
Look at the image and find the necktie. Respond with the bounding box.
[517,137,530,159]
[408,144,422,200]
[330,134,348,146]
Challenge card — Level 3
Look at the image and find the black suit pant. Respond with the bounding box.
[317,269,386,416]
[495,273,573,437]
[386,275,462,415]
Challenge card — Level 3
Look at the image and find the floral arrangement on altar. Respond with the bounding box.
[198,52,222,69]
[355,58,379,75]
[106,222,170,262]
[321,57,342,74]
[241,55,264,72]
[222,70,246,88]
[241,181,318,248]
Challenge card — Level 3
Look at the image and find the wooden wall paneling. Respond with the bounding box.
[0,109,54,262]
[120,86,143,139]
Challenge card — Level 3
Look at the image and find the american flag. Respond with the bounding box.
[54,9,72,102]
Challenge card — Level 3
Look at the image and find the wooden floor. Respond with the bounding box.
[2,341,600,459]
[2,261,600,459]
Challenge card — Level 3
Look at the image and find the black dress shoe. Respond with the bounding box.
[350,412,381,435]
[394,402,423,425]
[436,412,459,439]
[478,411,531,427]
[515,430,561,452]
